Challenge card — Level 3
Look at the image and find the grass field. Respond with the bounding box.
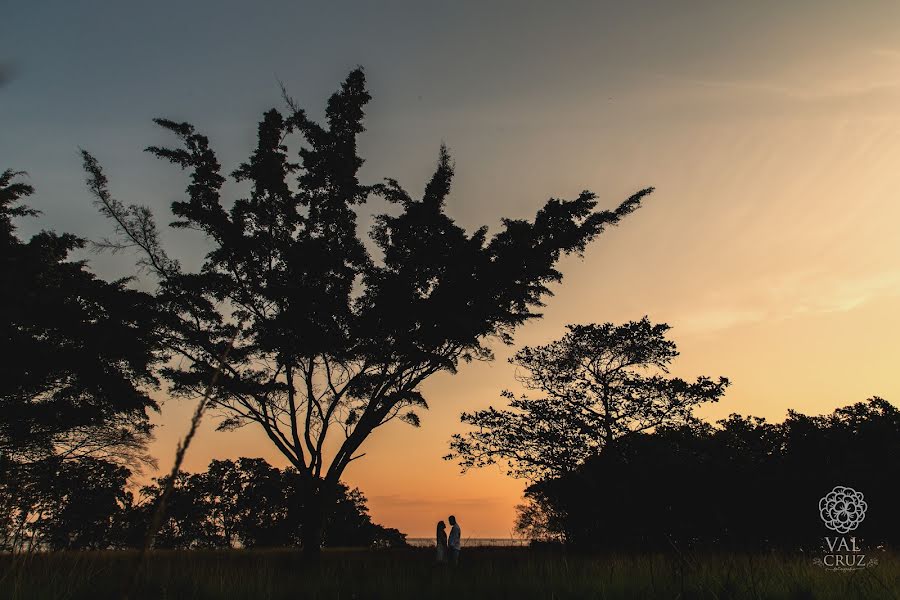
[1,547,897,600]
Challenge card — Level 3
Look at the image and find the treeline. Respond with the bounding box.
[519,397,900,551]
[0,457,405,551]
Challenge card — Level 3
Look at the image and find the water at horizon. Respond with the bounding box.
[406,538,530,547]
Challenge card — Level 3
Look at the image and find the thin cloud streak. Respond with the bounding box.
[678,269,900,334]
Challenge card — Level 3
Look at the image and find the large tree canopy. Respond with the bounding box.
[0,169,162,468]
[81,68,653,551]
[449,318,729,480]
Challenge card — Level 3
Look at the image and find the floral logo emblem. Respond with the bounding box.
[819,486,867,534]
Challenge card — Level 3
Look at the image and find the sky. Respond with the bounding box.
[4,1,900,538]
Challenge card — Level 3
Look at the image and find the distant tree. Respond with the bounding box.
[232,459,294,548]
[0,169,163,468]
[0,457,131,551]
[81,68,653,554]
[38,458,132,550]
[206,457,286,548]
[449,318,729,479]
[137,471,222,549]
[513,496,564,544]
[321,483,405,548]
[134,458,405,549]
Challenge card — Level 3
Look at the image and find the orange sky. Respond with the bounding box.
[7,2,900,538]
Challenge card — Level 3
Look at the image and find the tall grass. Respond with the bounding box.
[1,547,897,600]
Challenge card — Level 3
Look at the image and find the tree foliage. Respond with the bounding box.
[449,318,729,479]
[0,456,132,551]
[0,456,401,551]
[0,168,162,467]
[524,397,900,550]
[80,68,653,550]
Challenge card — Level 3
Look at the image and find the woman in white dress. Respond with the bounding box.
[435,520,448,563]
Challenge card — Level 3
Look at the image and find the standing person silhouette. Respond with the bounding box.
[435,521,448,564]
[447,515,461,566]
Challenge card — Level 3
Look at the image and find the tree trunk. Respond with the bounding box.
[300,481,334,560]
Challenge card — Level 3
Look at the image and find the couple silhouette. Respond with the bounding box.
[435,515,461,565]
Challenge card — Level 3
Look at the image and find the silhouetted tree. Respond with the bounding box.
[524,397,900,551]
[321,483,405,548]
[80,68,653,554]
[205,458,284,548]
[449,318,729,479]
[0,457,131,550]
[0,169,163,468]
[514,496,564,544]
[137,471,222,549]
[230,458,294,548]
[0,169,163,552]
[133,458,405,549]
